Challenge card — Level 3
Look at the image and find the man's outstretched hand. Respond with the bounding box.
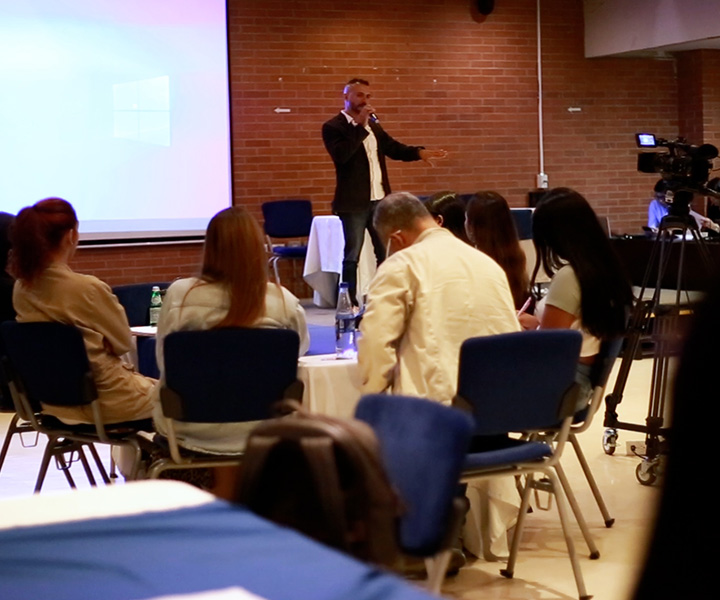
[419,148,449,166]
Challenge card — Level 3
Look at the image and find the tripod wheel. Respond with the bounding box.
[602,429,617,455]
[636,461,658,486]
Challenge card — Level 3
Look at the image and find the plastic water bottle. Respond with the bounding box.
[335,282,357,359]
[149,286,162,326]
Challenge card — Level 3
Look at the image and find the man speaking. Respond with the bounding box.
[322,78,448,305]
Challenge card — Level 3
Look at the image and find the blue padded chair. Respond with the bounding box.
[455,330,594,600]
[147,327,304,478]
[0,321,150,492]
[510,207,534,240]
[112,282,170,327]
[355,394,474,594]
[112,282,170,379]
[0,326,37,477]
[261,200,313,285]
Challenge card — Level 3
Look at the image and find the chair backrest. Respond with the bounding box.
[261,200,313,239]
[572,335,624,425]
[355,394,474,556]
[455,330,582,435]
[510,207,534,240]
[112,282,170,327]
[588,336,623,390]
[0,326,14,411]
[161,328,301,423]
[0,321,96,413]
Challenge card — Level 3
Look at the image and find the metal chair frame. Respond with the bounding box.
[0,321,147,492]
[147,328,304,479]
[457,330,594,600]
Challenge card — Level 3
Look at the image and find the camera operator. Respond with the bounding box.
[646,179,719,233]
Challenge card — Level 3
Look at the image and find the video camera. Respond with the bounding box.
[636,133,720,206]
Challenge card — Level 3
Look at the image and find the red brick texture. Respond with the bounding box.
[70,0,720,292]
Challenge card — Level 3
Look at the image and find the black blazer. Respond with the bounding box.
[321,113,423,212]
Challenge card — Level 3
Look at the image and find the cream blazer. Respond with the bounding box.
[13,263,155,424]
[358,227,521,405]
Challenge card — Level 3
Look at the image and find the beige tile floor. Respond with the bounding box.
[0,353,661,600]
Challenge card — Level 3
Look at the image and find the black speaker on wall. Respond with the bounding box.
[477,0,495,15]
[471,0,495,23]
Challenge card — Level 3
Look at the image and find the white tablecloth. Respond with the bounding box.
[297,354,363,419]
[303,215,377,307]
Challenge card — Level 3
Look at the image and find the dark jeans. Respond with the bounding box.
[337,203,386,303]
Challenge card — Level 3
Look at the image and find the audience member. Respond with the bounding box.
[424,191,470,244]
[358,192,522,564]
[9,198,154,423]
[465,191,529,309]
[522,188,633,406]
[0,212,15,323]
[153,205,309,456]
[358,191,520,402]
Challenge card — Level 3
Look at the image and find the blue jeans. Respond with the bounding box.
[337,203,386,303]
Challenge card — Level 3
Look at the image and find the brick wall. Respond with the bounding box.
[76,0,719,289]
[229,0,678,232]
[73,243,204,288]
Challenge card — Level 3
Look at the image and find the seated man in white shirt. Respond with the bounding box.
[358,192,520,404]
[358,192,522,567]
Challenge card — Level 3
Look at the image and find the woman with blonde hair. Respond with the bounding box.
[465,191,529,309]
[10,198,154,424]
[153,205,309,456]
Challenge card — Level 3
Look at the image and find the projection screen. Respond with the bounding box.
[0,0,232,242]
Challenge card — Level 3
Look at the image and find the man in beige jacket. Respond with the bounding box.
[357,191,522,564]
[358,192,520,404]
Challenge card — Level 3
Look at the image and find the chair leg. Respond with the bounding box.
[502,472,534,579]
[554,462,600,559]
[570,433,614,527]
[0,413,21,473]
[544,470,591,600]
[77,446,97,486]
[35,438,77,493]
[87,444,111,484]
[146,456,173,480]
[425,550,452,595]
[34,439,58,493]
[56,453,77,489]
[125,440,144,481]
[271,257,281,285]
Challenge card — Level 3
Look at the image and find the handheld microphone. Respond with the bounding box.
[369,112,379,124]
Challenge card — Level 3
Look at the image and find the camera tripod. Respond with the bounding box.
[602,205,714,485]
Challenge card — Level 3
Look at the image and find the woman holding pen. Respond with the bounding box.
[520,188,633,406]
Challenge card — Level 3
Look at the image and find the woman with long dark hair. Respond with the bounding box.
[465,191,529,309]
[424,191,471,244]
[522,188,633,401]
[10,198,154,423]
[153,205,309,455]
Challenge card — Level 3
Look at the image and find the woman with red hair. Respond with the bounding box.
[10,198,154,424]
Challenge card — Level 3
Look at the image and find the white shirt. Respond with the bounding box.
[535,264,601,358]
[342,110,384,201]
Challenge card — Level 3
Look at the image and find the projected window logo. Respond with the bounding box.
[113,76,170,146]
